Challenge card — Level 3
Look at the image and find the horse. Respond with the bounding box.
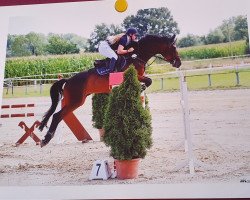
[39,34,181,147]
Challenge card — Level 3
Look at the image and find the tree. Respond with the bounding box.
[6,34,17,57]
[233,15,248,41]
[26,32,47,56]
[205,28,225,44]
[177,34,203,47]
[122,7,180,37]
[10,35,31,57]
[87,23,123,52]
[62,33,88,52]
[46,34,80,54]
[218,15,248,43]
[219,18,235,43]
[92,93,110,129]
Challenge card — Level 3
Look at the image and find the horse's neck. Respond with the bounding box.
[139,41,160,62]
[139,48,157,63]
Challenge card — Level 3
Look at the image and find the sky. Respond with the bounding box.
[7,0,250,39]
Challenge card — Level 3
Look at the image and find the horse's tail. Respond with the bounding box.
[38,79,67,132]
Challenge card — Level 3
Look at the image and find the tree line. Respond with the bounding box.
[178,15,248,47]
[7,33,87,57]
[6,7,249,57]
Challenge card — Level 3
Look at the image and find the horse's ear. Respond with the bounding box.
[170,34,176,45]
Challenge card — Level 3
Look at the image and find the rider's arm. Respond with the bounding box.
[117,44,134,55]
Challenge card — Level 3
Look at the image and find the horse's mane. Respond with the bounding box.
[139,34,171,44]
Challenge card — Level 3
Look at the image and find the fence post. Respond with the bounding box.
[39,81,43,94]
[208,74,212,87]
[160,78,164,90]
[11,81,14,95]
[25,81,28,95]
[34,80,37,93]
[208,63,212,87]
[235,66,240,86]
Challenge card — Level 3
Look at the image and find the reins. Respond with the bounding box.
[134,54,166,68]
[132,41,168,67]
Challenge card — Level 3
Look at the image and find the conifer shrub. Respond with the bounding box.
[92,93,110,129]
[103,67,153,160]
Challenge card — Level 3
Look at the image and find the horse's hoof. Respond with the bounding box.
[141,84,147,91]
[40,140,47,148]
[82,139,89,143]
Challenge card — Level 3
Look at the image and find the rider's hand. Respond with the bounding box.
[127,47,134,53]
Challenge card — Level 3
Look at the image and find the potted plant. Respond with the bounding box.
[92,93,110,141]
[103,66,153,179]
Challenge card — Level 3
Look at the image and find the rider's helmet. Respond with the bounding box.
[126,27,138,36]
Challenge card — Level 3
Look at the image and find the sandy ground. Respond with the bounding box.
[0,89,250,186]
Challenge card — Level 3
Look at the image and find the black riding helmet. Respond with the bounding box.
[126,28,138,36]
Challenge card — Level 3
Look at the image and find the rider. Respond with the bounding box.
[98,27,138,72]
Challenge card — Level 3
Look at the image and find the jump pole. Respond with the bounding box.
[176,70,195,174]
[1,102,48,145]
[172,71,189,152]
[174,70,212,174]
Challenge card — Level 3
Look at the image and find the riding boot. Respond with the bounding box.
[115,56,126,71]
[109,57,117,72]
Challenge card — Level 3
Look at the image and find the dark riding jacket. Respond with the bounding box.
[110,34,131,51]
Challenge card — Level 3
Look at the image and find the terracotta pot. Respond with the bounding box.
[115,158,140,179]
[98,128,105,141]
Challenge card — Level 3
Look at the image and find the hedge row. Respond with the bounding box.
[5,53,103,78]
[179,40,248,60]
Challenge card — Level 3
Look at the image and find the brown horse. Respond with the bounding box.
[39,34,181,147]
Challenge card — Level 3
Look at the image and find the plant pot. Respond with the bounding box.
[115,158,140,179]
[98,128,105,141]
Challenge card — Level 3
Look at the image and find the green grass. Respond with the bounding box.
[146,71,250,93]
[3,84,51,98]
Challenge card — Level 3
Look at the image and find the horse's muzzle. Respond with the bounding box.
[171,59,181,68]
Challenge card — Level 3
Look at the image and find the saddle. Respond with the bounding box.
[94,56,127,76]
[94,58,110,68]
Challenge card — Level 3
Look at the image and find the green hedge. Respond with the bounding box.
[179,40,248,60]
[5,53,103,78]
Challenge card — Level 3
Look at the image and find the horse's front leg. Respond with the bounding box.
[138,75,152,90]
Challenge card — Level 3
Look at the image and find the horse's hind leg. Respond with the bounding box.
[40,98,85,147]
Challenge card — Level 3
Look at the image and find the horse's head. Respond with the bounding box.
[160,35,181,68]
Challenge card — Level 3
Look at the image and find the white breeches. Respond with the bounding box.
[98,41,118,60]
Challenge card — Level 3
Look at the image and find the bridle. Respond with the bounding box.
[134,54,165,67]
[132,51,176,68]
[129,38,179,68]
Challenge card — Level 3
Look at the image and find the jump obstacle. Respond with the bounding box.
[1,98,92,145]
[174,70,212,174]
[1,102,47,145]
[1,74,93,146]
